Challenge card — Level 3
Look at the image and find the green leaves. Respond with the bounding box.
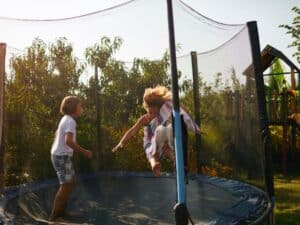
[268,58,286,93]
[280,6,300,64]
[5,38,83,184]
[85,36,123,70]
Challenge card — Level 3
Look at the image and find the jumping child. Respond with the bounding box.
[112,85,200,176]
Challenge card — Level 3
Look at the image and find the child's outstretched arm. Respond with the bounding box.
[112,114,153,153]
[65,132,93,158]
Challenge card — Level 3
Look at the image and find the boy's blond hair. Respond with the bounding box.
[60,96,81,115]
[143,85,172,109]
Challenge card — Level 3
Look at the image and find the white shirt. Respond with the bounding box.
[51,115,76,156]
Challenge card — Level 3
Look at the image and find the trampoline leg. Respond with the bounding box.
[174,203,188,225]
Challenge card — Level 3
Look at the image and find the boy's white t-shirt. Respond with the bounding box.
[51,115,76,156]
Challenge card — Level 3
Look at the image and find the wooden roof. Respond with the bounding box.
[243,44,300,77]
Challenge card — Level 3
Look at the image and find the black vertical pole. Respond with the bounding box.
[191,51,202,173]
[247,21,275,225]
[166,1,189,225]
[95,66,101,170]
[0,43,6,192]
[167,0,180,111]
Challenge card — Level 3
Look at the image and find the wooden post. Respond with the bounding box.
[282,124,288,176]
[274,90,280,121]
[291,67,296,90]
[290,68,297,113]
[0,43,6,191]
[290,67,297,163]
[281,82,288,176]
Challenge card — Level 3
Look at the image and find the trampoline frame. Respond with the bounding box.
[0,171,272,225]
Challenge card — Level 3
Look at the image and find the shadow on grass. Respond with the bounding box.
[275,209,300,225]
[274,174,300,225]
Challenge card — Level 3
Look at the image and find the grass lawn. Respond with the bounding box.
[274,174,300,225]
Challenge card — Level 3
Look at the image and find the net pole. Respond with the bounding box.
[0,43,6,192]
[247,21,275,225]
[166,0,188,224]
[95,66,101,170]
[191,51,202,173]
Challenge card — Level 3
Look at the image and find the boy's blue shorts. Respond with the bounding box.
[51,154,75,184]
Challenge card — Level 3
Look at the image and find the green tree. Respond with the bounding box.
[280,6,300,64]
[99,54,171,169]
[6,39,51,184]
[5,38,83,185]
[84,36,123,167]
[268,58,285,93]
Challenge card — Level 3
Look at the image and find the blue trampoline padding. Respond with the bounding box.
[0,171,271,225]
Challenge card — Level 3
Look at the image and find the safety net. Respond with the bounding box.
[0,0,271,224]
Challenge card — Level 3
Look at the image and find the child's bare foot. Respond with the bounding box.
[152,162,161,177]
[149,155,161,177]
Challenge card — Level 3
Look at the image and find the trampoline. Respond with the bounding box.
[0,172,271,225]
[0,0,274,224]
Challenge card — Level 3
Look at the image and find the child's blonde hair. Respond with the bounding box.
[143,85,172,109]
[60,96,81,115]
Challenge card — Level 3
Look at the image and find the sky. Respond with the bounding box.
[0,0,297,60]
[185,0,299,65]
[0,0,298,78]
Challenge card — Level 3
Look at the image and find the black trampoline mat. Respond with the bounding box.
[2,173,270,225]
